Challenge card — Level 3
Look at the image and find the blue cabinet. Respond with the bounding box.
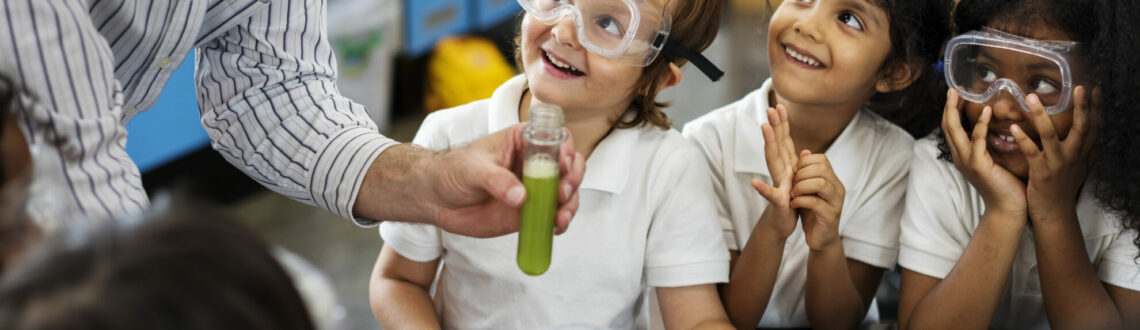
[125,53,208,172]
[472,0,522,29]
[404,0,473,56]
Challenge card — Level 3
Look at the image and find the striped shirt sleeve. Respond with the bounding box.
[0,0,148,220]
[195,0,397,225]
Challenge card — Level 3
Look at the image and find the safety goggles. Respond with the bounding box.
[517,0,724,81]
[944,27,1087,114]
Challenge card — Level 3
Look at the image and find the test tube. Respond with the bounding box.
[517,104,565,276]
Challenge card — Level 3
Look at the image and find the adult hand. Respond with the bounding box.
[354,123,585,238]
[942,89,1027,219]
[1013,88,1097,226]
[751,105,799,240]
[791,150,845,251]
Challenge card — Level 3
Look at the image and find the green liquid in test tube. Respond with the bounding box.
[517,104,565,276]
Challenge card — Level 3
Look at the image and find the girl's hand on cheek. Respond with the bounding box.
[942,89,1027,219]
[752,105,800,240]
[1011,88,1097,226]
[790,151,845,251]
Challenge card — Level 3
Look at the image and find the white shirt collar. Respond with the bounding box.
[733,79,865,189]
[487,75,634,194]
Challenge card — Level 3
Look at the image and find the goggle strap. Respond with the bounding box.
[660,36,724,82]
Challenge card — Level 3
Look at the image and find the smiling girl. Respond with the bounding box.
[897,0,1140,329]
[682,0,950,328]
[367,0,735,329]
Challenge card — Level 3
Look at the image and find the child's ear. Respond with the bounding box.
[657,63,684,92]
[875,61,922,93]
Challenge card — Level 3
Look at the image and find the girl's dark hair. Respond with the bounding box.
[864,0,954,138]
[0,197,316,330]
[939,0,1140,250]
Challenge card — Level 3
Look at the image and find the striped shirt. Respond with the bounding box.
[0,0,397,224]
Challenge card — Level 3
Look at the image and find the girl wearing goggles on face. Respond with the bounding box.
[682,0,951,328]
[898,0,1140,329]
[370,0,735,329]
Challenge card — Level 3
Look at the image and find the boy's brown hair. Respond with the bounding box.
[516,0,725,129]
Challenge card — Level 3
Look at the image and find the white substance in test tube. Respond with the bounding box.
[523,154,559,179]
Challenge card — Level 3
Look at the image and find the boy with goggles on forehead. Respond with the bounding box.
[370,0,734,329]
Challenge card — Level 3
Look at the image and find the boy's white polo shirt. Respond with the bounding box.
[682,79,914,327]
[899,136,1140,330]
[380,75,729,329]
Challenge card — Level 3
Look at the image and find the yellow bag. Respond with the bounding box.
[424,36,517,112]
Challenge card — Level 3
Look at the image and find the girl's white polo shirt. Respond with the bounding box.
[379,75,730,329]
[681,79,914,327]
[899,136,1140,329]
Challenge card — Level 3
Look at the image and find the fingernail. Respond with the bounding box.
[561,184,572,200]
[507,186,526,205]
[559,211,573,227]
[1027,94,1038,105]
[947,89,953,98]
[1011,124,1021,134]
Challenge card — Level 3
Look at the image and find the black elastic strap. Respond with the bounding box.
[659,35,724,82]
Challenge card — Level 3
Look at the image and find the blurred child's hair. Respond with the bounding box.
[516,0,725,130]
[0,73,35,276]
[0,74,19,188]
[0,197,315,330]
[939,0,1140,249]
[863,0,953,138]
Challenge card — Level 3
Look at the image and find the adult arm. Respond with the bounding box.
[196,0,583,237]
[0,0,147,219]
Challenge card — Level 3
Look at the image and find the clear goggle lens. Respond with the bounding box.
[518,0,670,66]
[944,28,1085,115]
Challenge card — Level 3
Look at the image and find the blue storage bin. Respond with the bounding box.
[472,0,522,29]
[404,0,473,56]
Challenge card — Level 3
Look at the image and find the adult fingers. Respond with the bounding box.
[559,152,586,203]
[554,190,579,235]
[477,161,526,208]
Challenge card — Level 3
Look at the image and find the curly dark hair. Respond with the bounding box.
[938,0,1140,250]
